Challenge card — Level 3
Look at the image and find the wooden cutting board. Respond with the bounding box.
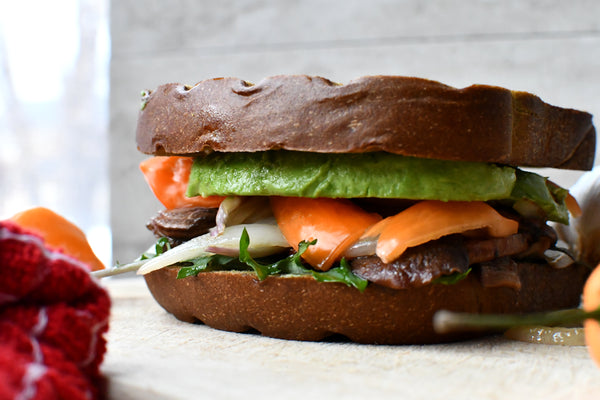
[101,277,600,399]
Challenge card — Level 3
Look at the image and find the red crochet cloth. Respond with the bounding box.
[0,221,110,400]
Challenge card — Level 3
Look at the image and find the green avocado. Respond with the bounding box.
[188,151,515,201]
[186,151,569,223]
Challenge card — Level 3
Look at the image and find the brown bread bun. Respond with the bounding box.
[137,75,595,170]
[144,262,589,344]
[137,75,596,344]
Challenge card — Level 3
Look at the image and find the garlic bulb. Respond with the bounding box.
[553,167,600,267]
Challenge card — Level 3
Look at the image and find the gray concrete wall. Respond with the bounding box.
[110,0,600,263]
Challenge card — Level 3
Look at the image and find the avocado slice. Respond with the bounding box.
[186,150,568,223]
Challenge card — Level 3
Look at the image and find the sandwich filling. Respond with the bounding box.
[136,151,579,292]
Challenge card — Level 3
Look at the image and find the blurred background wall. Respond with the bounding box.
[2,0,600,266]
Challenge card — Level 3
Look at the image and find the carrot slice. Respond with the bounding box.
[375,201,519,264]
[270,197,381,271]
[583,264,600,368]
[10,207,105,271]
[140,156,225,209]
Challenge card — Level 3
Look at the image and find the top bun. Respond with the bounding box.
[136,75,595,170]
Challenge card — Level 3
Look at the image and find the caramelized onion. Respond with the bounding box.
[343,237,377,258]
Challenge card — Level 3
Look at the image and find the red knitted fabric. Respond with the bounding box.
[0,221,110,400]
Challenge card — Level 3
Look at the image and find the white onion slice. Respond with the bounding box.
[137,223,289,275]
[212,196,273,236]
[343,237,377,258]
[512,199,545,220]
[206,223,289,257]
[544,248,576,269]
[137,233,218,275]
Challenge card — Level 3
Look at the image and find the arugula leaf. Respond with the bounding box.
[238,228,368,291]
[177,254,239,279]
[238,228,284,280]
[175,228,368,291]
[433,268,472,285]
[269,237,317,275]
[140,237,171,260]
[310,258,368,292]
[510,169,569,224]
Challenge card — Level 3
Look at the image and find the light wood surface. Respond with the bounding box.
[101,277,600,400]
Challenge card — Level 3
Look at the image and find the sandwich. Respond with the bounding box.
[133,75,595,344]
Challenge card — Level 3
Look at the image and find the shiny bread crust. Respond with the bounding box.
[136,75,595,170]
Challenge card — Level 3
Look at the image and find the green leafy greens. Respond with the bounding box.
[432,268,472,285]
[176,228,368,292]
[141,237,171,260]
[509,169,569,224]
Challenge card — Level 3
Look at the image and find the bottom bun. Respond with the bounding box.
[144,262,589,344]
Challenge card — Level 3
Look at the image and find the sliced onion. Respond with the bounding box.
[212,196,272,236]
[512,199,545,220]
[544,248,576,269]
[504,325,585,346]
[137,233,220,275]
[206,223,290,257]
[343,237,377,258]
[137,223,289,275]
